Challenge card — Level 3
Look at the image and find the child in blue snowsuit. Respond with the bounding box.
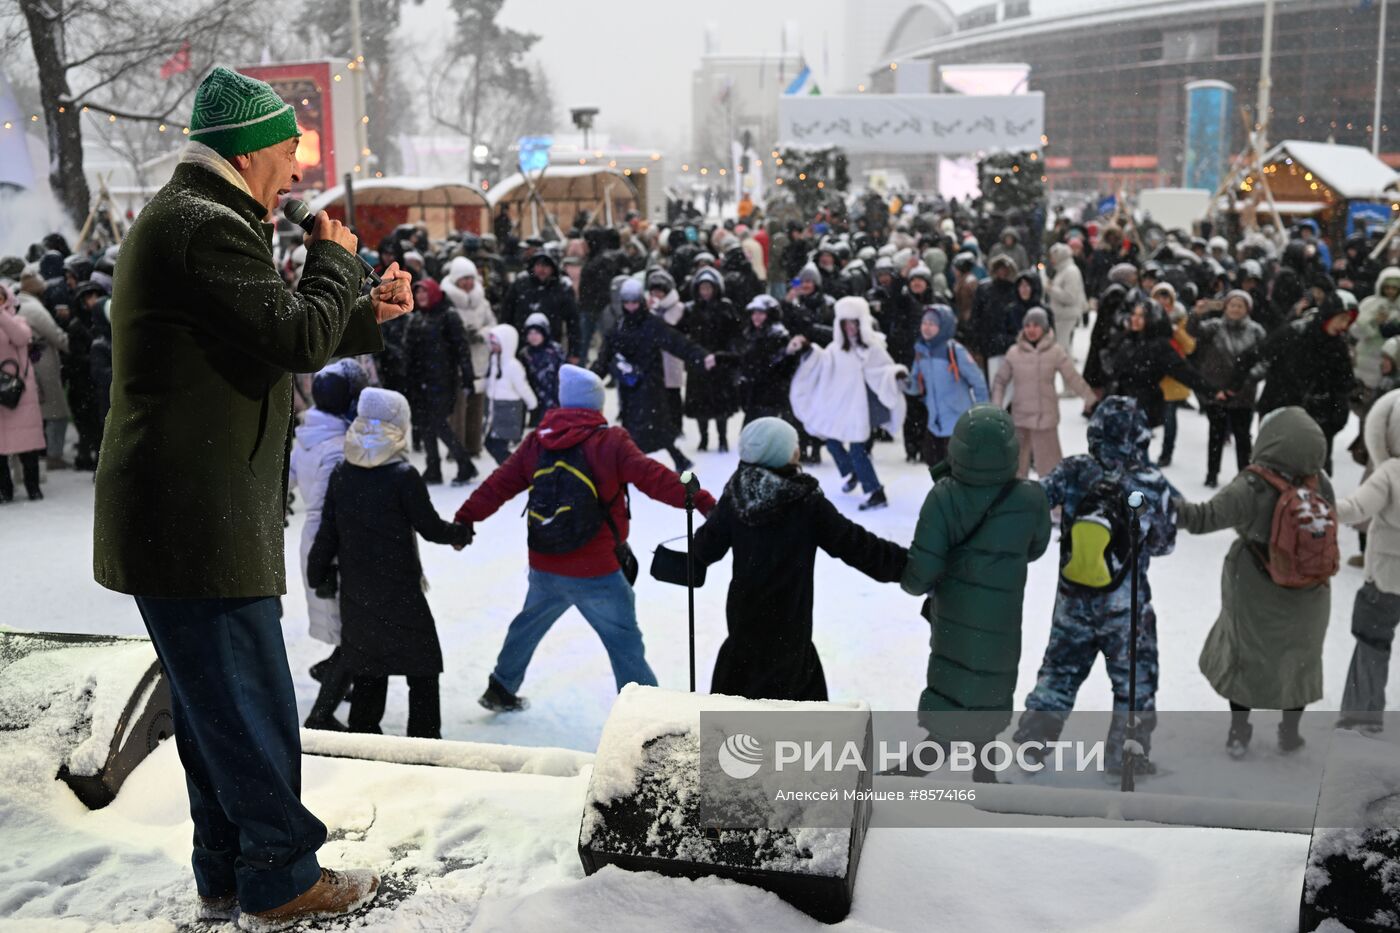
[904,304,987,467]
[1013,395,1178,774]
[521,311,566,425]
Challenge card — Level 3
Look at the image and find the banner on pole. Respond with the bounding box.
[777,93,1044,154]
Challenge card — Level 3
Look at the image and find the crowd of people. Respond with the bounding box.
[10,181,1400,775]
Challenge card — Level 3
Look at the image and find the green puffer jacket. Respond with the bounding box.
[1177,406,1333,709]
[902,405,1053,744]
[94,161,384,598]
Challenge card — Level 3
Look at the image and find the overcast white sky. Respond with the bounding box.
[399,0,847,154]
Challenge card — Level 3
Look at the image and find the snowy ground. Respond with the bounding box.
[1,327,1387,930]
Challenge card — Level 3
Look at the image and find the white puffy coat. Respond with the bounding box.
[484,323,538,408]
[1338,388,1400,595]
[441,256,497,393]
[790,296,907,444]
[288,408,350,644]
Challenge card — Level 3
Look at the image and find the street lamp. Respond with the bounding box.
[570,107,600,151]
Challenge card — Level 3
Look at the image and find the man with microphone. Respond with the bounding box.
[93,66,411,928]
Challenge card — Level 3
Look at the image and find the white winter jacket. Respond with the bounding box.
[484,323,538,408]
[441,256,497,392]
[790,297,907,444]
[1338,387,1400,595]
[288,407,349,644]
[1046,243,1088,327]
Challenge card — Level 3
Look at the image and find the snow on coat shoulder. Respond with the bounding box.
[790,296,907,443]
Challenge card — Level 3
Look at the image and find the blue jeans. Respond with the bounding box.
[575,311,597,367]
[492,569,658,693]
[825,440,881,494]
[134,596,324,913]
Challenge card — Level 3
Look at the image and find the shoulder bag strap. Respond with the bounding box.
[958,480,1020,550]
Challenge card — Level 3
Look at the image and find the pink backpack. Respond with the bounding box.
[1245,465,1340,589]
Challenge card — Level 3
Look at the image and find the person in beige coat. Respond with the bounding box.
[440,256,496,457]
[1336,387,1400,729]
[991,308,1096,478]
[12,281,71,468]
[1046,243,1087,366]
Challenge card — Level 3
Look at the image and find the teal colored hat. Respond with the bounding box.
[188,67,299,159]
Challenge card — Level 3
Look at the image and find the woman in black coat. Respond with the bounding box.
[1083,282,1128,391]
[737,296,799,426]
[692,418,907,701]
[307,388,470,738]
[682,266,742,450]
[1233,292,1358,473]
[405,278,475,484]
[594,278,714,470]
[1103,299,1215,428]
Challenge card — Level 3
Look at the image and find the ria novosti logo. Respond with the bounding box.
[717,733,764,779]
[717,731,1106,779]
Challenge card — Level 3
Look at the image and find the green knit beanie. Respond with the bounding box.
[188,67,299,159]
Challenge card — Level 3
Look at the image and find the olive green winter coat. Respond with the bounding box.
[93,161,383,598]
[1177,407,1333,709]
[902,405,1053,744]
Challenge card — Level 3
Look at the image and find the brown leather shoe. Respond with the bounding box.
[196,893,238,921]
[237,868,378,932]
[45,457,70,471]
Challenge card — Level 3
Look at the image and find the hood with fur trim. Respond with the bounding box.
[833,295,887,350]
[726,464,821,526]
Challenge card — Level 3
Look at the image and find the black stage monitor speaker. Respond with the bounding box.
[1300,728,1400,932]
[578,686,872,924]
[0,631,173,809]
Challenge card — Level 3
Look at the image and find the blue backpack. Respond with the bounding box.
[525,439,626,557]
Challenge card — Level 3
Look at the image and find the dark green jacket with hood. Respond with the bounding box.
[902,405,1053,743]
[94,160,383,598]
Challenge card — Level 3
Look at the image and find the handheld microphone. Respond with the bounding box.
[283,199,382,286]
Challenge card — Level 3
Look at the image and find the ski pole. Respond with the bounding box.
[680,470,700,693]
[1122,489,1147,793]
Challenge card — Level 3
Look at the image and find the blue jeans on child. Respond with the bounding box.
[825,440,881,494]
[492,569,658,693]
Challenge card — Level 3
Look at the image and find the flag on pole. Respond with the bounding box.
[783,63,821,96]
[160,42,192,80]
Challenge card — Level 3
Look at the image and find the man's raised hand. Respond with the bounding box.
[371,262,413,324]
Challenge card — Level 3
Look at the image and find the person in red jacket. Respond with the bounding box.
[456,364,716,711]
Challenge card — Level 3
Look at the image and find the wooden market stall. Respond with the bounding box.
[308,177,490,247]
[488,166,641,239]
[1233,140,1398,246]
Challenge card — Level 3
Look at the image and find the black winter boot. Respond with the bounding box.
[479,675,529,712]
[859,489,888,511]
[1226,722,1253,759]
[1278,711,1306,754]
[451,459,478,487]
